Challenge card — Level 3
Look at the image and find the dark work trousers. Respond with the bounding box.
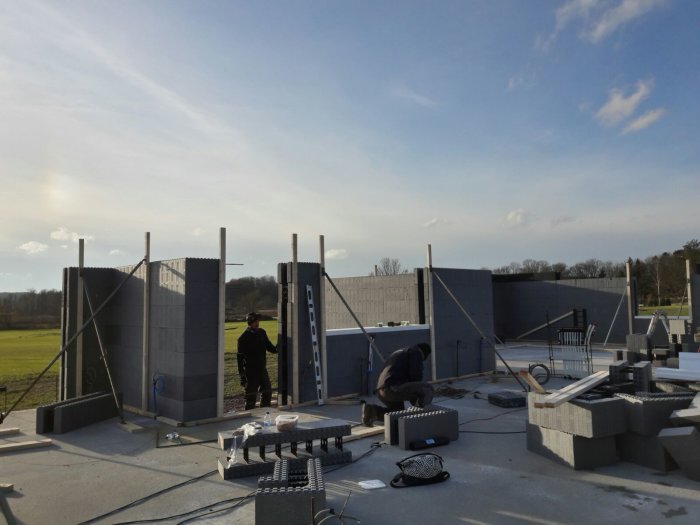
[244,368,272,410]
[372,381,434,421]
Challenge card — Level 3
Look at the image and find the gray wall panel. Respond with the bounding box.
[325,327,431,397]
[430,268,495,377]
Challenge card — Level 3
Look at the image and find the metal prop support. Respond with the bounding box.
[0,258,146,424]
[82,281,125,423]
[602,287,627,350]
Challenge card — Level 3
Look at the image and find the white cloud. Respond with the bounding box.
[109,249,123,256]
[587,0,667,43]
[50,226,95,243]
[505,208,531,228]
[421,218,450,229]
[192,227,203,237]
[325,248,348,260]
[595,79,653,127]
[18,241,48,254]
[389,86,437,108]
[538,0,666,50]
[622,108,666,134]
[552,215,576,227]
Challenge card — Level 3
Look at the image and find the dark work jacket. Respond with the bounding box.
[376,345,425,390]
[237,327,277,381]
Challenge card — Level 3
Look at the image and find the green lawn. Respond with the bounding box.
[637,304,689,316]
[0,321,280,411]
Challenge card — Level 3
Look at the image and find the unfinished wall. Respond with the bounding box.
[493,277,629,344]
[324,271,424,329]
[325,325,431,397]
[61,258,219,422]
[430,268,496,377]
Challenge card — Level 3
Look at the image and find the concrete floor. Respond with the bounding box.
[2,345,700,525]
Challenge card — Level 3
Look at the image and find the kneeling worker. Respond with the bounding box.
[362,342,433,426]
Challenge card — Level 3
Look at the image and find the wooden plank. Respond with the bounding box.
[346,426,384,443]
[542,372,609,408]
[0,483,13,494]
[518,370,546,394]
[0,428,20,437]
[534,372,608,407]
[0,439,53,454]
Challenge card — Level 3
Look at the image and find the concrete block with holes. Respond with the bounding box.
[52,392,122,434]
[527,393,626,438]
[383,406,426,445]
[397,409,459,450]
[526,422,618,470]
[615,393,694,436]
[254,458,326,525]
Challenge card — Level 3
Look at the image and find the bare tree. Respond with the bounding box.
[373,257,409,276]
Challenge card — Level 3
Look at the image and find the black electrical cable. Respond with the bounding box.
[110,494,254,525]
[175,493,255,525]
[459,406,527,426]
[77,470,217,525]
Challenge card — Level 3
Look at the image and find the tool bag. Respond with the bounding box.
[390,452,450,488]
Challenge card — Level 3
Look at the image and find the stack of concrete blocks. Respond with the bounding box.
[614,392,695,471]
[526,393,626,469]
[383,406,459,450]
[658,394,700,481]
[255,458,325,525]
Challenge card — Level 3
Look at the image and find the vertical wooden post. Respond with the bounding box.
[427,244,437,381]
[319,235,328,400]
[217,228,226,417]
[625,260,634,335]
[291,234,299,403]
[141,232,150,411]
[76,238,84,396]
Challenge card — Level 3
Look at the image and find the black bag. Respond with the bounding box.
[390,452,450,488]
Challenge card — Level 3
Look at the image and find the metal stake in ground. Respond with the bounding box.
[430,269,528,393]
[0,258,146,425]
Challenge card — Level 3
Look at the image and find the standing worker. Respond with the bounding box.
[362,342,433,426]
[237,312,278,410]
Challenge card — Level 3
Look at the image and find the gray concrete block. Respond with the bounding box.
[526,422,618,470]
[615,393,694,436]
[397,409,459,450]
[616,432,678,472]
[384,406,425,445]
[528,393,627,438]
[218,450,351,480]
[658,426,700,481]
[53,392,122,434]
[36,392,106,434]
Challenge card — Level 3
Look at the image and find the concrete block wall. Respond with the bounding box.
[62,258,219,422]
[148,258,219,422]
[430,268,496,377]
[325,326,431,397]
[324,272,423,329]
[493,276,628,344]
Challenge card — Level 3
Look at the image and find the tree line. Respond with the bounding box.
[491,239,700,307]
[2,240,698,329]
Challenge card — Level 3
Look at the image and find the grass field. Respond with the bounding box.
[0,321,279,412]
[637,304,689,316]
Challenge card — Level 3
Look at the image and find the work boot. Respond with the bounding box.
[361,402,374,427]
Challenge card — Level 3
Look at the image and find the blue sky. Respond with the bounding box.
[1,0,699,291]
